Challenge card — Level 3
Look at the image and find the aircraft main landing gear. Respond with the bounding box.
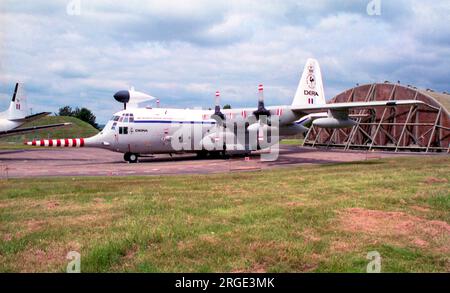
[124,152,139,163]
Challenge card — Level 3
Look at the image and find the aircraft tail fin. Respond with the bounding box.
[292,58,326,106]
[7,83,29,120]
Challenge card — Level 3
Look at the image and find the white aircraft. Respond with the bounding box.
[25,59,422,163]
[0,83,70,136]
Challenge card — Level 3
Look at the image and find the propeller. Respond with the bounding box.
[248,84,274,145]
[253,84,271,121]
[211,91,225,125]
[201,91,228,151]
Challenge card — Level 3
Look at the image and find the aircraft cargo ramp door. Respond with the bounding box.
[303,83,450,153]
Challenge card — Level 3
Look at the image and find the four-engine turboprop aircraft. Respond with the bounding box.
[25,59,423,163]
[0,83,70,136]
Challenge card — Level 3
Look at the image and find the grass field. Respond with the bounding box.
[280,139,304,145]
[0,156,449,272]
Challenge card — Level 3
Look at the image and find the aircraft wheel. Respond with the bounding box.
[124,152,138,163]
[128,153,139,163]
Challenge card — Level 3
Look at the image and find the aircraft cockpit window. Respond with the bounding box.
[119,117,124,122]
[113,116,120,121]
[124,117,129,123]
[119,127,128,134]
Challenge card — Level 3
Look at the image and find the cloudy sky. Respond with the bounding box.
[0,0,449,123]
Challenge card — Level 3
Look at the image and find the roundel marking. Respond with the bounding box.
[307,74,316,89]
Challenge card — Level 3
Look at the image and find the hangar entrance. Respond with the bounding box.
[303,83,450,153]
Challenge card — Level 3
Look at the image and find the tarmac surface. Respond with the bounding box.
[0,145,429,178]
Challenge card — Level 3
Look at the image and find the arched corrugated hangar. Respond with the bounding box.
[303,83,450,153]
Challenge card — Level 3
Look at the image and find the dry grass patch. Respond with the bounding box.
[424,177,448,184]
[410,205,431,212]
[9,241,82,272]
[338,208,450,253]
[286,202,306,207]
[232,262,267,273]
[299,228,321,243]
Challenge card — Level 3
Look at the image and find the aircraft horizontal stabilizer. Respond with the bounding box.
[9,112,51,122]
[0,123,71,137]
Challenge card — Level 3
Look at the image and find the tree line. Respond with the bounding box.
[56,106,99,129]
[56,104,232,130]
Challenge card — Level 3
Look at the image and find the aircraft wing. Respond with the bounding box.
[10,112,52,123]
[291,100,424,115]
[0,123,71,137]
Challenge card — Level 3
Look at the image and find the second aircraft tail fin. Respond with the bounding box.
[7,83,29,120]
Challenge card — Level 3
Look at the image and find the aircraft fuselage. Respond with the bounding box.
[88,106,305,155]
[0,119,21,132]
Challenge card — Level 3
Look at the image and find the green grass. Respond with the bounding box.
[280,139,304,145]
[0,116,99,145]
[0,156,449,272]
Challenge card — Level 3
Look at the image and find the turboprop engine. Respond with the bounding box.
[200,90,232,151]
[200,130,236,151]
[313,117,356,128]
[247,84,275,135]
[247,122,278,134]
[279,124,309,136]
[312,110,356,129]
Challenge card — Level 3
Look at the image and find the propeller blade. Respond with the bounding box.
[212,90,225,122]
[253,84,271,120]
[258,84,264,106]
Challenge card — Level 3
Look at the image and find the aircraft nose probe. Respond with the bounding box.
[25,138,85,147]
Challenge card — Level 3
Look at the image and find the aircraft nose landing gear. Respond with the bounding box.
[124,152,139,163]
